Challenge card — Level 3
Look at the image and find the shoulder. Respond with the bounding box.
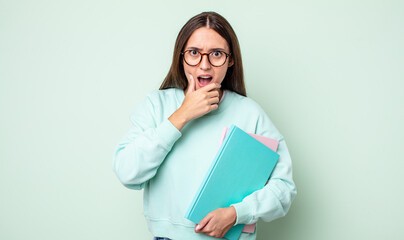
[132,88,178,113]
[146,88,178,100]
[227,90,283,139]
[130,88,180,123]
[226,90,267,115]
[144,88,180,107]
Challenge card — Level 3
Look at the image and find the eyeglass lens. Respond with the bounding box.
[183,51,228,67]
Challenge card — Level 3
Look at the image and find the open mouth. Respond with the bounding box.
[197,76,213,87]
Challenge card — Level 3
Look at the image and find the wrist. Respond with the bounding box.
[229,206,237,225]
[168,109,188,131]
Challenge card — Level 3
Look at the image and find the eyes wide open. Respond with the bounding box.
[188,50,224,58]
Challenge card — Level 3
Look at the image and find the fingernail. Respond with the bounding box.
[196,225,201,230]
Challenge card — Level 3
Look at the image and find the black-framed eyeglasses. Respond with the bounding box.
[181,50,231,67]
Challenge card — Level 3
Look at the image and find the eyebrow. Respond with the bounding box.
[185,47,227,52]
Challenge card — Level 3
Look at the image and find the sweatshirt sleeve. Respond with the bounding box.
[112,93,182,190]
[230,110,297,225]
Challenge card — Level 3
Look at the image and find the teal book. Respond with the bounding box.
[185,124,280,240]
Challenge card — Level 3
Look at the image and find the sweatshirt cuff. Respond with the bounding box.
[155,118,182,150]
[231,201,252,225]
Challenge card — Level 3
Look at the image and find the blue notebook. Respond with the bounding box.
[185,125,280,240]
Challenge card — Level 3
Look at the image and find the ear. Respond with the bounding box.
[228,57,234,67]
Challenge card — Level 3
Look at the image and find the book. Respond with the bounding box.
[185,125,280,240]
[218,127,279,233]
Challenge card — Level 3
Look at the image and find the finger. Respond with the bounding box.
[195,214,212,232]
[185,75,195,95]
[188,75,196,93]
[210,104,219,111]
[199,82,221,92]
[207,97,220,105]
[207,90,220,98]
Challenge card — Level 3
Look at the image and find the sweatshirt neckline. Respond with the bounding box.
[174,88,233,116]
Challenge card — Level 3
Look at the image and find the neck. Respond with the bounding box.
[218,88,223,101]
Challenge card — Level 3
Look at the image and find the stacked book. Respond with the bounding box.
[185,125,280,240]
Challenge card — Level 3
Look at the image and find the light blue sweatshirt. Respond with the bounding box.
[113,88,296,240]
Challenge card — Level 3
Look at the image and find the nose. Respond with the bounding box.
[199,54,211,70]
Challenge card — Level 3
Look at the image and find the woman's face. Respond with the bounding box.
[183,27,233,90]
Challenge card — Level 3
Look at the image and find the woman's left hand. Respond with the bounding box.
[194,206,237,238]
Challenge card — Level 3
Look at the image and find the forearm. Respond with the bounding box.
[113,119,182,189]
[232,178,296,224]
[168,108,189,131]
[231,139,297,224]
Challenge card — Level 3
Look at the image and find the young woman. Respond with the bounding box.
[113,11,296,240]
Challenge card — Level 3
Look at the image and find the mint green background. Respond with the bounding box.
[1,0,403,239]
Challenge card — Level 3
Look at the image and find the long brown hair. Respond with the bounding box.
[159,11,246,97]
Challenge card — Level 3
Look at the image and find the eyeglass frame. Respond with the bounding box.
[181,50,232,67]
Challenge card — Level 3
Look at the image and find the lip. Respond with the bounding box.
[197,74,213,88]
[198,74,213,78]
